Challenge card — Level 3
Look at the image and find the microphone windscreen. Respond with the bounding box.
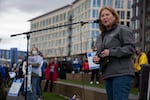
[93,19,99,23]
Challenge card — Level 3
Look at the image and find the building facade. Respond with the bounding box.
[29,0,132,60]
[0,48,26,66]
[29,5,72,58]
[132,0,150,52]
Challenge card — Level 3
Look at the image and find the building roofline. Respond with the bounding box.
[28,5,71,21]
[72,0,80,4]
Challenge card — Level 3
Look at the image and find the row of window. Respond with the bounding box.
[43,47,69,57]
[91,0,131,9]
[91,9,131,19]
[34,43,93,57]
[30,0,132,57]
[31,12,68,30]
[31,0,132,30]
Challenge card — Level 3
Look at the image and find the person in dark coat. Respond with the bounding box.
[93,6,135,100]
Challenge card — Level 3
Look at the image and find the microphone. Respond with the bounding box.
[93,19,99,23]
[10,34,18,37]
[80,19,99,25]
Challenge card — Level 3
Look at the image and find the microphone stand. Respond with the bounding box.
[10,32,30,100]
[25,33,30,100]
[10,19,100,37]
[10,19,98,100]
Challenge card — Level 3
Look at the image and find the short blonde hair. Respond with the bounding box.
[98,6,120,33]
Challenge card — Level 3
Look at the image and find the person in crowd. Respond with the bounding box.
[72,58,81,73]
[41,60,48,80]
[22,57,28,96]
[0,64,6,82]
[12,63,18,77]
[3,62,10,87]
[0,72,6,100]
[36,51,46,100]
[82,59,89,73]
[28,47,43,100]
[90,65,100,84]
[54,57,59,79]
[134,46,148,89]
[44,58,58,92]
[16,57,24,79]
[15,57,26,96]
[0,64,11,88]
[147,49,150,64]
[92,6,135,100]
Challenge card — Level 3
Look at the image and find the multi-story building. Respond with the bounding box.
[132,0,150,52]
[0,48,26,66]
[29,0,132,60]
[29,5,72,58]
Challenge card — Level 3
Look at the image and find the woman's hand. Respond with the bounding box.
[100,49,110,57]
[93,56,100,64]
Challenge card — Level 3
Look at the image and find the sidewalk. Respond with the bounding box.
[6,88,24,100]
[6,95,24,100]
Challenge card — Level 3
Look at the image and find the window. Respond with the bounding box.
[91,10,98,18]
[127,22,130,27]
[121,21,124,25]
[127,11,130,19]
[91,23,99,29]
[115,0,123,8]
[136,6,139,16]
[103,0,112,6]
[92,0,101,7]
[120,11,124,19]
[127,0,132,9]
[91,31,99,38]
[117,11,124,19]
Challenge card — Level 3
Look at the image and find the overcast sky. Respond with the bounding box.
[0,0,74,51]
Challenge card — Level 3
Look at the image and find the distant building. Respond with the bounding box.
[0,48,26,66]
[132,0,150,52]
[29,0,132,60]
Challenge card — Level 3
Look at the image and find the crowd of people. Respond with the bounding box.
[0,47,92,100]
[1,47,149,100]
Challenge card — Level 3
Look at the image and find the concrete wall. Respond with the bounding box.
[41,80,138,100]
[53,81,107,100]
[66,73,105,83]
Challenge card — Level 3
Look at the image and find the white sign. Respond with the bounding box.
[24,65,32,92]
[9,72,16,78]
[87,52,100,70]
[8,78,24,96]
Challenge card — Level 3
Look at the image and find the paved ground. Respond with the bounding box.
[6,95,24,100]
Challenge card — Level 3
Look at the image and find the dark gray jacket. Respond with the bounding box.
[95,24,135,79]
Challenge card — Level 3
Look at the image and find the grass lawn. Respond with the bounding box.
[41,79,138,100]
[43,92,68,100]
[59,79,139,95]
